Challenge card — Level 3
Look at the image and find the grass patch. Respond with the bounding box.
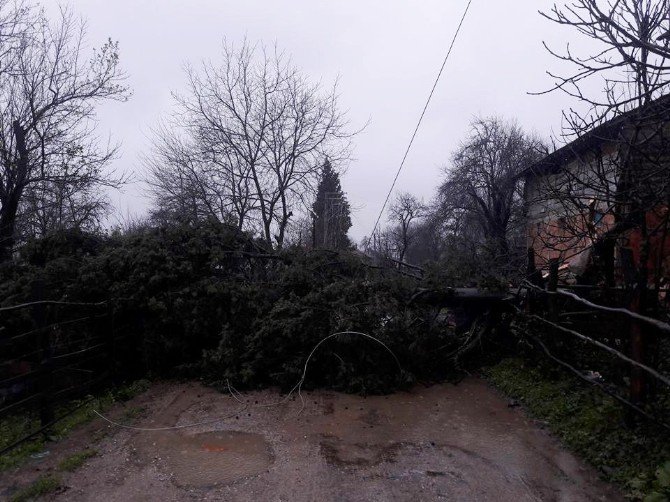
[9,474,61,502]
[0,379,150,472]
[120,405,147,422]
[485,358,670,500]
[57,449,97,472]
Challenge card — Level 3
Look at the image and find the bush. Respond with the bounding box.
[1,222,467,394]
[486,358,670,500]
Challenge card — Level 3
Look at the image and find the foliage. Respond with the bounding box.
[9,474,61,502]
[1,222,466,395]
[632,461,670,502]
[57,449,97,472]
[201,250,455,393]
[0,379,150,471]
[486,358,670,500]
[312,159,352,250]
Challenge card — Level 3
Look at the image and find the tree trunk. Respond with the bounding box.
[0,121,29,262]
[0,190,21,262]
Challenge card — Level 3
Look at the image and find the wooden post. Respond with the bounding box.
[32,280,54,427]
[603,239,615,289]
[548,258,559,292]
[548,258,559,321]
[629,315,645,406]
[629,239,650,407]
[527,247,545,288]
[108,301,117,383]
[526,247,537,280]
[525,248,536,313]
[526,248,545,313]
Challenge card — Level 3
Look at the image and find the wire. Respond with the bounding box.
[93,331,404,430]
[1,314,108,344]
[92,407,248,432]
[368,0,474,243]
[291,331,403,414]
[0,300,107,313]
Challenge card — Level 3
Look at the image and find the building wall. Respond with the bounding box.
[525,146,617,277]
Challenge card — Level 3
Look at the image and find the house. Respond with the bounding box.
[523,96,670,289]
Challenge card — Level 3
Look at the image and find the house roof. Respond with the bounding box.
[524,93,670,179]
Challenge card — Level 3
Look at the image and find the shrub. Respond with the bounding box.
[1,223,467,393]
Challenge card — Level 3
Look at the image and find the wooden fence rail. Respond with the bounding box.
[519,256,670,427]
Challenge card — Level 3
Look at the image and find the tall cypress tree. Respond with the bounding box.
[312,159,352,249]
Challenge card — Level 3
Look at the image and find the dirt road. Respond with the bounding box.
[1,378,622,501]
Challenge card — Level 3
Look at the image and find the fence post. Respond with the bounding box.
[108,301,118,384]
[629,319,645,406]
[629,274,648,407]
[548,258,559,321]
[526,248,544,313]
[526,247,536,279]
[32,279,54,427]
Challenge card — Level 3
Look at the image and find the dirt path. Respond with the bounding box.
[1,378,622,501]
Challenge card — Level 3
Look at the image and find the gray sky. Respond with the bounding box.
[56,0,588,241]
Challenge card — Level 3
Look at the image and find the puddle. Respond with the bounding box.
[157,431,273,487]
[319,435,402,467]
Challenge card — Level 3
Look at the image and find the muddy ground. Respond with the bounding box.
[1,378,622,501]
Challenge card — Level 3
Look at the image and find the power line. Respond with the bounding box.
[368,0,474,243]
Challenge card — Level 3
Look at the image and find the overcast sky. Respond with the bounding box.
[53,0,591,241]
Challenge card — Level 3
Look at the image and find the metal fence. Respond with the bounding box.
[0,293,121,455]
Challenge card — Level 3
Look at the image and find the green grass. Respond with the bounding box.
[120,405,147,422]
[485,358,670,500]
[0,379,150,472]
[57,448,97,472]
[8,474,61,502]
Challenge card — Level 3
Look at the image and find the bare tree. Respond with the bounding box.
[283,214,314,248]
[0,3,129,260]
[535,1,670,405]
[362,227,397,267]
[147,41,352,248]
[146,122,251,228]
[19,175,110,237]
[533,0,670,292]
[438,117,545,269]
[388,192,424,263]
[540,0,670,129]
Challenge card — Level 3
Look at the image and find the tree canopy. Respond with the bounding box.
[311,159,352,250]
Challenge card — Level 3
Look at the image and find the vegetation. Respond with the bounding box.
[146,40,353,248]
[486,358,670,500]
[0,223,470,392]
[8,474,61,502]
[0,2,669,499]
[311,159,352,250]
[0,379,149,472]
[57,449,97,472]
[0,0,129,261]
[367,116,545,286]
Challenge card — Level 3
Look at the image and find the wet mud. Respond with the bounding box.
[1,378,624,501]
[152,431,273,487]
